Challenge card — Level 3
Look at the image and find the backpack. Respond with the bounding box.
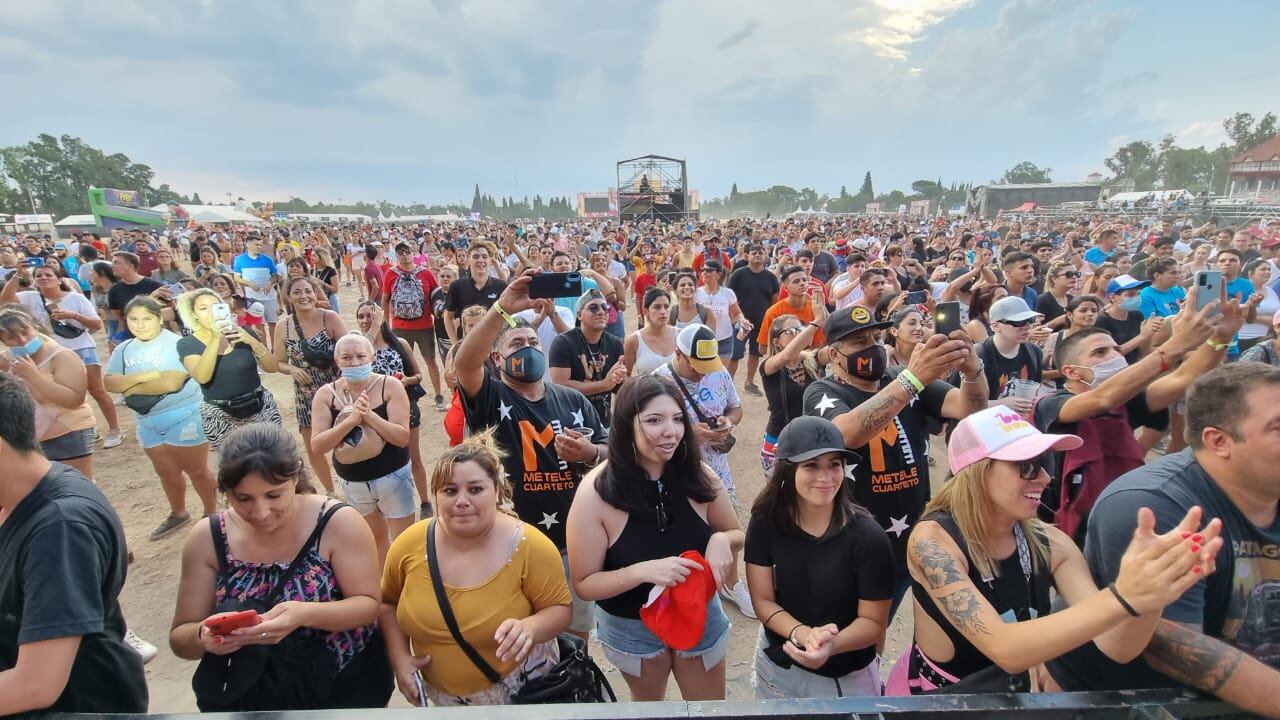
[389,268,425,319]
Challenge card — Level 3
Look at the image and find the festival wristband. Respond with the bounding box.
[1205,337,1229,352]
[493,303,518,328]
[898,369,925,392]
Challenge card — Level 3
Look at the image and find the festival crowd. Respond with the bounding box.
[1,213,1279,716]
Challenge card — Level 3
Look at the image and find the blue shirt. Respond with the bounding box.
[106,330,202,415]
[1084,246,1113,266]
[1138,285,1185,318]
[554,276,599,314]
[1225,276,1252,302]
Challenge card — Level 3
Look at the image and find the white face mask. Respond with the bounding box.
[1073,354,1128,386]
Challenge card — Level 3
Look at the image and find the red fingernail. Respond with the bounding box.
[1191,544,1201,552]
[1193,566,1202,574]
[1192,535,1203,543]
[1180,532,1192,539]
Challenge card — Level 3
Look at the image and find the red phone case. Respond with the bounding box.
[204,610,261,635]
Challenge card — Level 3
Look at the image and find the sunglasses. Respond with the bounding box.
[999,319,1035,328]
[582,303,609,314]
[1018,453,1050,480]
[655,479,672,533]
[1058,271,1080,279]
[778,326,803,336]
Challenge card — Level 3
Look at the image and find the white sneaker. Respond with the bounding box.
[719,579,757,619]
[124,628,158,665]
[103,429,124,449]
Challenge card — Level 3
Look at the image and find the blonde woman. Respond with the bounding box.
[176,289,282,451]
[314,247,341,312]
[889,406,1221,694]
[380,432,571,706]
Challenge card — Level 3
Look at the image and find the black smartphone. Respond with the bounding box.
[904,290,929,305]
[528,271,583,299]
[934,301,962,336]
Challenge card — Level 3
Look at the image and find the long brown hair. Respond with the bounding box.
[922,459,1050,580]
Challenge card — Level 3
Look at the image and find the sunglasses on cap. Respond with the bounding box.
[1017,453,1050,480]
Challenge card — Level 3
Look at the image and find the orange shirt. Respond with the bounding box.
[757,299,825,348]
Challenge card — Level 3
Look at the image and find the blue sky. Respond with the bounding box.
[2,0,1277,206]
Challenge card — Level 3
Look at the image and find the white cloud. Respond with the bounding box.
[854,0,976,61]
[1175,120,1229,149]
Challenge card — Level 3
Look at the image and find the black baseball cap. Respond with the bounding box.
[775,416,860,464]
[823,305,891,344]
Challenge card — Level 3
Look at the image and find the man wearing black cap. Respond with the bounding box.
[549,289,626,427]
[804,305,987,613]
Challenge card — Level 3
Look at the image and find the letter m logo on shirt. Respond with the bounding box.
[518,420,555,471]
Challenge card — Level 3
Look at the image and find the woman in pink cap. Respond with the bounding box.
[887,405,1224,695]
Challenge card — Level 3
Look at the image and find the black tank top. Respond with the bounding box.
[598,471,713,619]
[910,513,1052,682]
[326,377,410,483]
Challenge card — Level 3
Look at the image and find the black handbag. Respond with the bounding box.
[209,387,266,419]
[667,363,736,453]
[292,312,334,370]
[44,300,86,339]
[192,504,346,711]
[425,520,615,705]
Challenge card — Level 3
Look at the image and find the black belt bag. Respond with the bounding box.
[210,388,266,419]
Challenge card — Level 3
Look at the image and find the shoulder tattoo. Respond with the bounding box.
[913,538,966,588]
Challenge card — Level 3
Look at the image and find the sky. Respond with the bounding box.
[2,0,1278,207]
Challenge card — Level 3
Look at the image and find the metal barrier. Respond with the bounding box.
[61,690,1253,720]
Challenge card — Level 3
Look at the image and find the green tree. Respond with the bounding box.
[1223,112,1278,153]
[999,162,1052,184]
[1105,140,1159,190]
[859,171,873,197]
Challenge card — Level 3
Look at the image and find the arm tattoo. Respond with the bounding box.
[1144,621,1244,694]
[939,587,990,637]
[913,539,966,588]
[858,393,900,433]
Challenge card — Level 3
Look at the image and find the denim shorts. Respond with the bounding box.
[594,595,731,677]
[135,401,207,449]
[42,427,96,461]
[339,463,416,519]
[73,345,100,366]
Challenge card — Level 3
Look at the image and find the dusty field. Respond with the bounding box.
[96,280,941,710]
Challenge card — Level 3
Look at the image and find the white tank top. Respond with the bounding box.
[633,331,675,376]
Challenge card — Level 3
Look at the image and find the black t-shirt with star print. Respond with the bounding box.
[462,371,606,550]
[802,374,950,571]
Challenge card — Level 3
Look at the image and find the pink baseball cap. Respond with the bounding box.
[948,406,1081,474]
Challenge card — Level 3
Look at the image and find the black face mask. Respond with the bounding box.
[843,344,886,381]
[500,346,546,383]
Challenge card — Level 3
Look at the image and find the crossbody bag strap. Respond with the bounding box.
[426,520,503,685]
[666,363,712,424]
[264,501,347,605]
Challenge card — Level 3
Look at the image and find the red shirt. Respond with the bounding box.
[691,250,731,274]
[634,272,656,305]
[382,265,440,330]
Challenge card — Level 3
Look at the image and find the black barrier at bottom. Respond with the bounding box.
[60,689,1255,720]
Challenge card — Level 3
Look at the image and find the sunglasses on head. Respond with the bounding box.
[1017,453,1050,480]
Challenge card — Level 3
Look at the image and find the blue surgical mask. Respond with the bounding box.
[9,335,43,358]
[1119,296,1142,313]
[341,363,373,382]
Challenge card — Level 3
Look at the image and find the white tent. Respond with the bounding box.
[150,204,264,225]
[55,214,97,227]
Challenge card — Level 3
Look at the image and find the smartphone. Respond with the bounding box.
[204,609,260,636]
[904,290,929,305]
[210,302,234,330]
[1194,271,1223,315]
[528,271,583,299]
[934,301,962,336]
[24,256,44,268]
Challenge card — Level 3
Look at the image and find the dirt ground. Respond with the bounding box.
[96,279,942,711]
